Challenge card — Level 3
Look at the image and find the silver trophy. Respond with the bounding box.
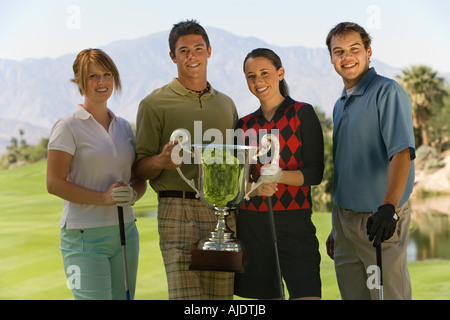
[169,129,280,272]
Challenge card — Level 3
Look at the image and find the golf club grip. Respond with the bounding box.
[376,244,382,285]
[118,206,126,246]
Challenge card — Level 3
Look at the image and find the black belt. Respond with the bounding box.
[158,190,199,200]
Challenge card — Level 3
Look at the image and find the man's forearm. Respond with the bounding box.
[135,155,164,181]
[382,148,411,209]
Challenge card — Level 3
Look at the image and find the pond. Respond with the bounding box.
[407,196,450,261]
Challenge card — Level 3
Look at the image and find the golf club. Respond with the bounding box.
[266,196,285,300]
[118,206,130,300]
[376,243,383,300]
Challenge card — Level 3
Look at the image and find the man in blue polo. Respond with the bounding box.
[325,22,415,300]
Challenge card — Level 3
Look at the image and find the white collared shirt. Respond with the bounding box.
[48,105,137,229]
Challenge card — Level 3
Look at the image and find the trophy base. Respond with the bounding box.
[189,247,248,273]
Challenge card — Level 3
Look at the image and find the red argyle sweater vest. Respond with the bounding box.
[236,100,312,213]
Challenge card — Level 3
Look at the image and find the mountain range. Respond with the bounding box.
[0,27,412,154]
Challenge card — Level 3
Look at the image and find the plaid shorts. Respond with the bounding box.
[157,196,236,300]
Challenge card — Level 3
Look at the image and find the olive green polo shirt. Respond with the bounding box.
[136,78,238,192]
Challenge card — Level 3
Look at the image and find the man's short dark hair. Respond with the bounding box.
[168,19,210,55]
[326,22,372,55]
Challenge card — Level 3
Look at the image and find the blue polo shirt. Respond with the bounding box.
[332,67,415,213]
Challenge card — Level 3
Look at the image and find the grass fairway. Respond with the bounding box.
[0,160,449,300]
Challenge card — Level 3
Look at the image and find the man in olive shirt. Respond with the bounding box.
[135,20,238,300]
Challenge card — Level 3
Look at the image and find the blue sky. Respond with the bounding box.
[1,0,449,73]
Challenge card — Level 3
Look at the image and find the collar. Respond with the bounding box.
[340,67,377,100]
[251,96,294,118]
[168,78,215,96]
[73,104,116,121]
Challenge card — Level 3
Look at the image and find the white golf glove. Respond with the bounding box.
[112,185,137,207]
[259,164,283,183]
[244,165,283,200]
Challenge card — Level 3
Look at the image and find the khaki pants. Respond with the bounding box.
[331,203,412,300]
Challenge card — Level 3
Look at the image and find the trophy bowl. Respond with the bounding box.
[189,144,256,272]
[194,144,256,253]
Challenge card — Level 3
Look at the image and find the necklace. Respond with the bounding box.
[188,83,210,96]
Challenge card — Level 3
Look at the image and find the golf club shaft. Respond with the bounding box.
[118,206,130,300]
[266,196,284,300]
[376,243,383,300]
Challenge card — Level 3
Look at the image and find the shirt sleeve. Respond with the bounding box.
[298,104,325,186]
[135,99,162,161]
[378,82,416,160]
[47,119,76,155]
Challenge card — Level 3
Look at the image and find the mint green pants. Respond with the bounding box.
[60,221,139,300]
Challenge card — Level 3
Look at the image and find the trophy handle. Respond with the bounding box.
[169,129,200,197]
[244,134,280,200]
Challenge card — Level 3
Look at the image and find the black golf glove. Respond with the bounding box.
[366,204,399,247]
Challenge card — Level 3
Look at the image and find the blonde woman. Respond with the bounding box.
[46,48,146,300]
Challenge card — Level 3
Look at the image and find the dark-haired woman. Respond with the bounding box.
[234,48,324,300]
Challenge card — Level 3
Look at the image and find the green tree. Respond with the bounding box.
[1,130,49,170]
[426,86,450,151]
[397,65,447,147]
[312,107,333,211]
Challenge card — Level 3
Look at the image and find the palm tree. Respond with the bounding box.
[397,65,447,146]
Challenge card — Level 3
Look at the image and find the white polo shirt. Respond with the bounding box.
[48,105,137,229]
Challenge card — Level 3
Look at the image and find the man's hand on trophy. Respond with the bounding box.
[160,142,183,169]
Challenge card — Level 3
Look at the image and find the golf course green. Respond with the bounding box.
[0,160,449,299]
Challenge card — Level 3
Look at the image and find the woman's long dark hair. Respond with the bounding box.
[243,48,289,97]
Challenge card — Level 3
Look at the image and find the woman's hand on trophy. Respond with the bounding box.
[260,164,283,183]
[245,164,281,199]
[244,180,278,199]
